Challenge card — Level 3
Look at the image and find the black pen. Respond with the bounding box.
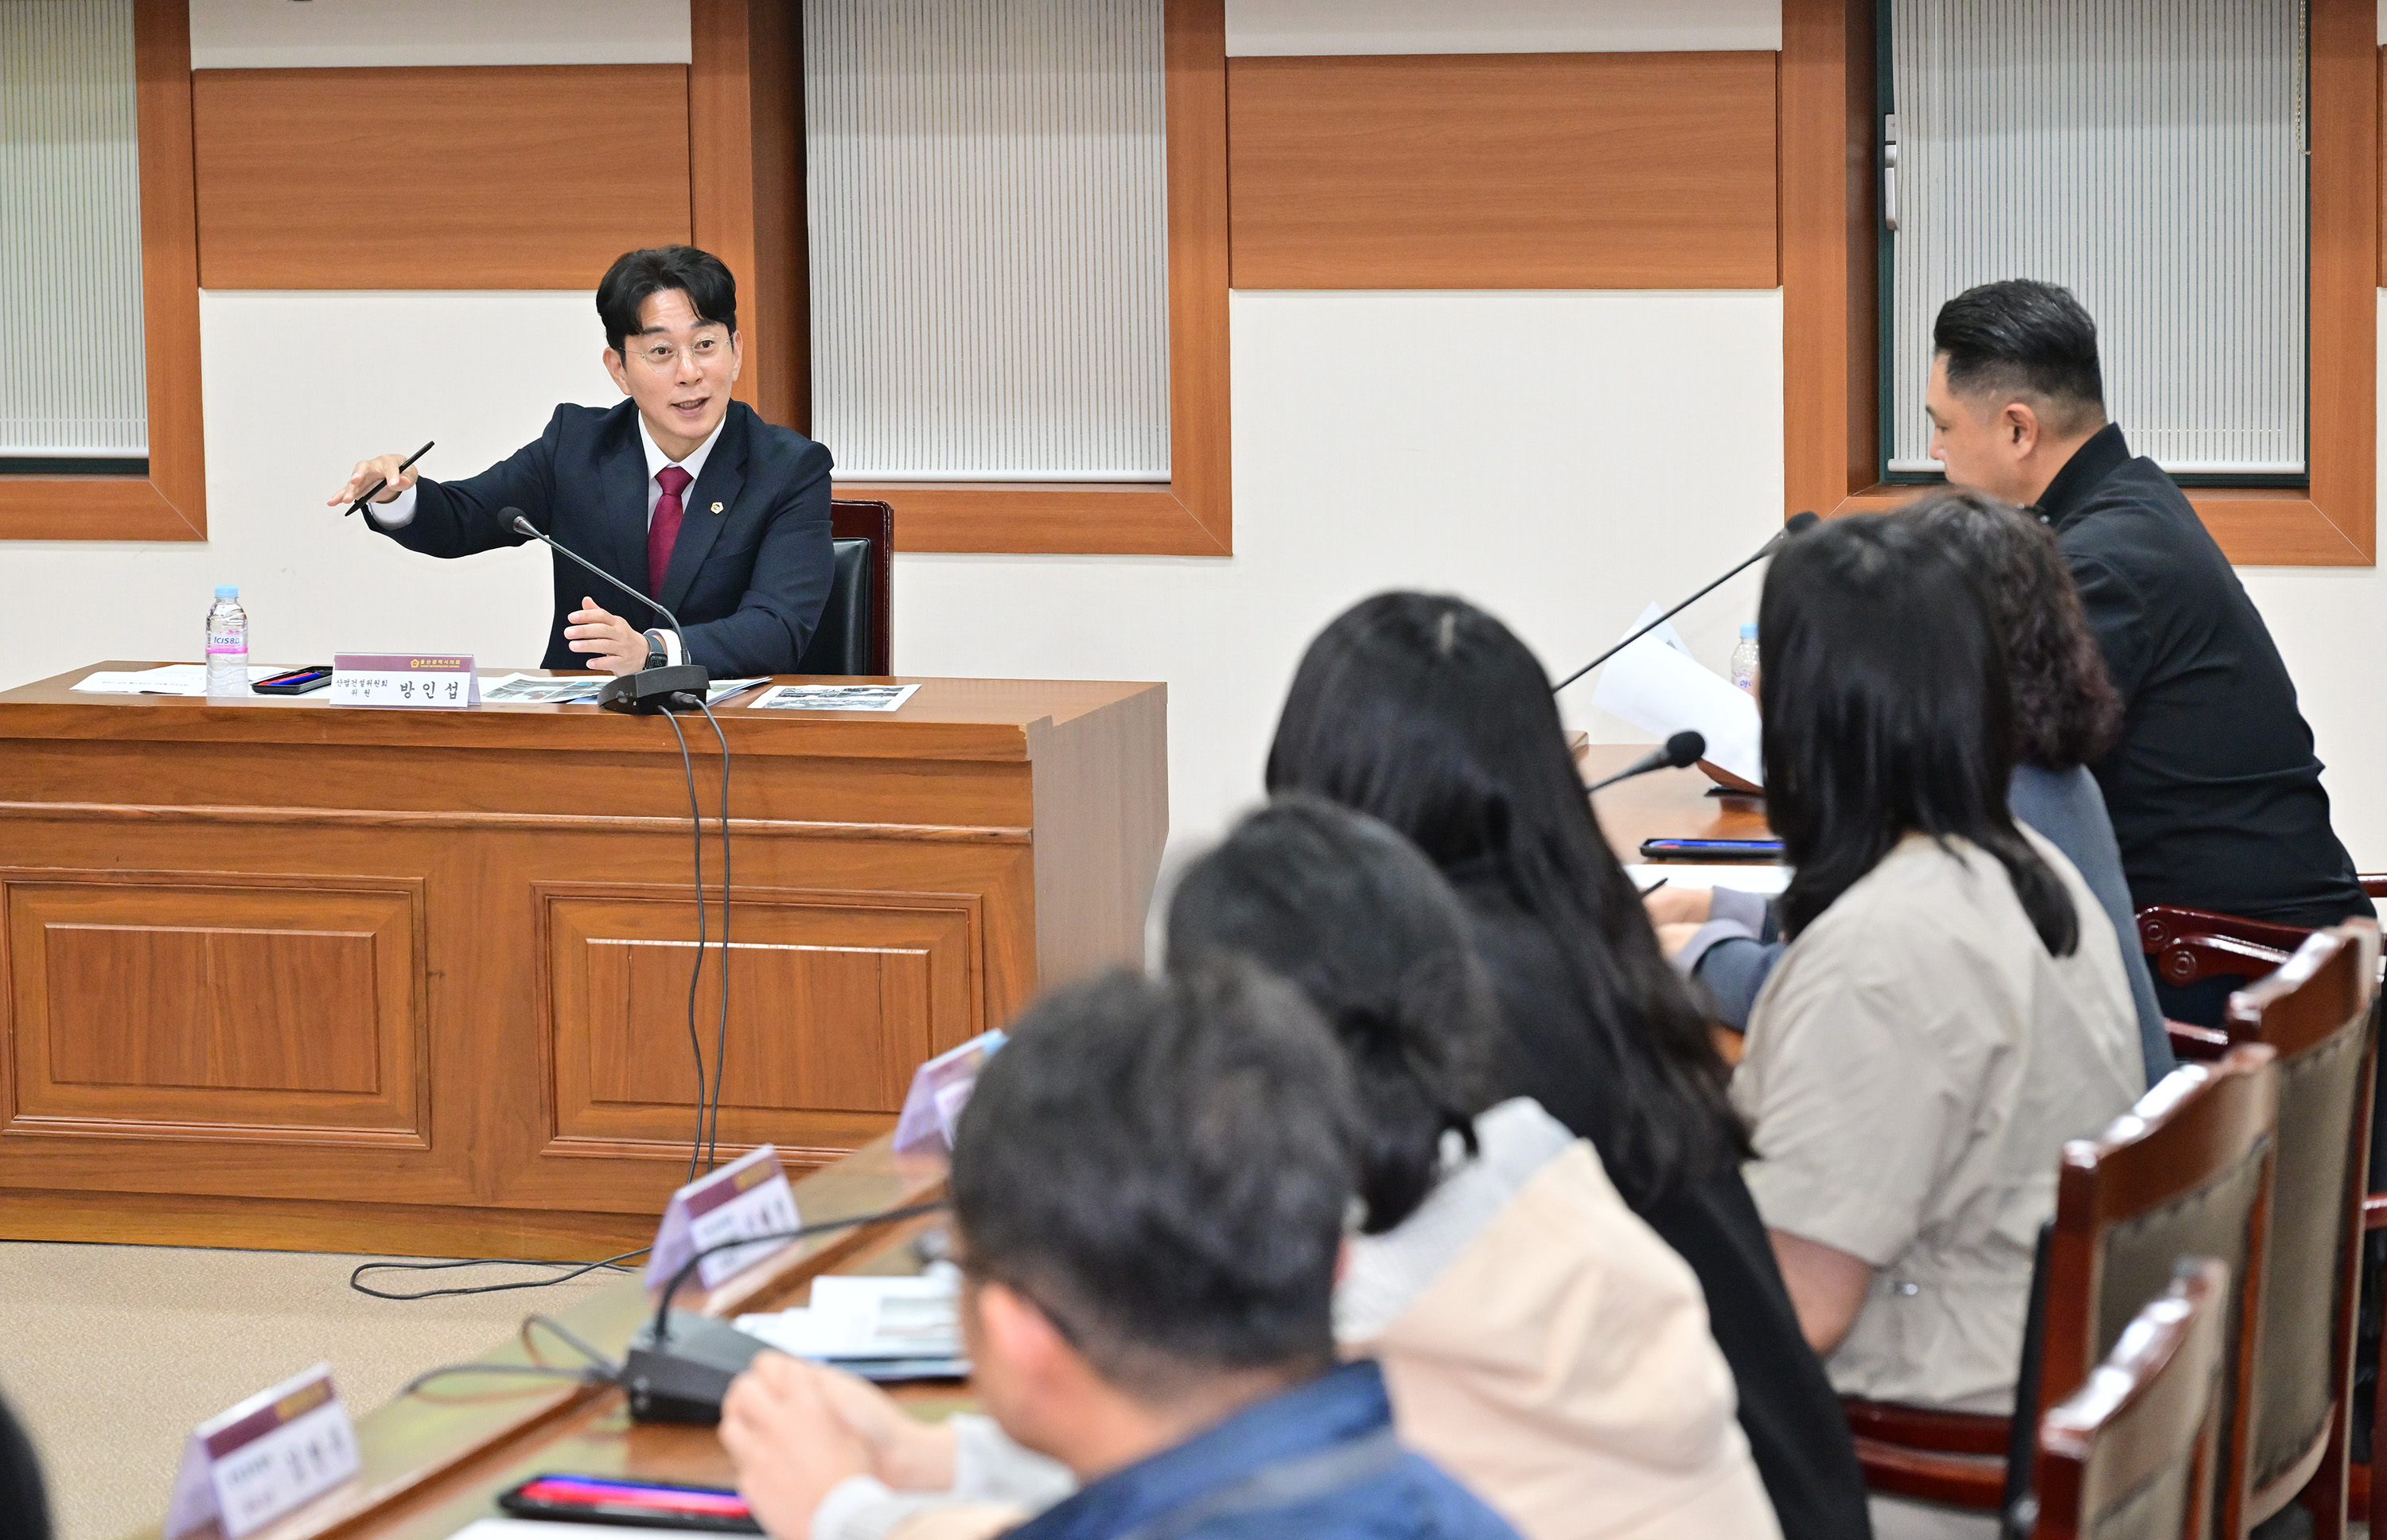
[344,441,434,517]
[1638,877,1669,898]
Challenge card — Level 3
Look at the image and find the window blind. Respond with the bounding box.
[804,0,1170,482]
[1886,0,2304,477]
[0,0,146,460]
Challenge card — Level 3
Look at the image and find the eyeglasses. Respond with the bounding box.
[627,335,730,373]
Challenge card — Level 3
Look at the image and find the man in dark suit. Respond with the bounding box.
[328,246,834,677]
[1923,278,2371,1021]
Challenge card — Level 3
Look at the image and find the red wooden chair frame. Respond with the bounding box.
[1843,1046,2280,1536]
[2032,1258,2230,1540]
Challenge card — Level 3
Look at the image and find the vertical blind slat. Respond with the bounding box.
[1887,0,2304,477]
[804,0,1169,482]
[0,0,146,458]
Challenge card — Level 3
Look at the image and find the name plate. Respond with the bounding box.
[164,1363,359,1539]
[646,1143,802,1292]
[892,1029,1007,1154]
[330,652,481,708]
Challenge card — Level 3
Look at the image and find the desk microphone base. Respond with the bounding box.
[598,664,710,716]
[623,1312,769,1425]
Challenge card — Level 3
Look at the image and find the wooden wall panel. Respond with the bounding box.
[691,0,808,432]
[1225,50,1779,290]
[191,64,694,290]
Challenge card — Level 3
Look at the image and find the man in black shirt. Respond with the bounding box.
[1923,279,2370,1022]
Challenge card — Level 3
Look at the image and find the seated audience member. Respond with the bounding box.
[1264,594,1871,1540]
[726,797,1783,1540]
[1926,277,2370,1021]
[1733,515,2140,1540]
[1656,489,2173,1086]
[2,1390,49,1540]
[719,965,1524,1540]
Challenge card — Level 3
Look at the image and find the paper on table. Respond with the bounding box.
[735,1269,962,1361]
[74,664,292,697]
[749,683,920,713]
[481,674,767,706]
[1588,604,1763,786]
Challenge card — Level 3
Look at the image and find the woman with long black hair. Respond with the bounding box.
[1734,515,2138,1540]
[1265,594,1871,1540]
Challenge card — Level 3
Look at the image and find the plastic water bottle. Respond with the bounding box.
[205,585,249,697]
[1729,623,1759,694]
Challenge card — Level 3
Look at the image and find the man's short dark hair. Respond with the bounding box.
[950,965,1361,1398]
[1932,278,2105,434]
[595,246,738,355]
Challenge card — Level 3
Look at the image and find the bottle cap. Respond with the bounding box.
[215,585,238,599]
[1739,622,1758,639]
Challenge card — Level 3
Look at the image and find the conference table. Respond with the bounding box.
[109,742,1764,1540]
[0,664,1166,1258]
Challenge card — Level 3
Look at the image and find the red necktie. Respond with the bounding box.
[647,464,694,596]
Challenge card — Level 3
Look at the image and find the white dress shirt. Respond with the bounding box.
[365,411,725,531]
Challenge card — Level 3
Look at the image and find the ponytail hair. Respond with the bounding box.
[1165,795,1497,1232]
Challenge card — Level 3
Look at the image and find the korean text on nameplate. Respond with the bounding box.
[646,1143,802,1292]
[163,1363,359,1539]
[329,653,481,709]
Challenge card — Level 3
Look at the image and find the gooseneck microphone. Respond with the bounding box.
[505,508,709,714]
[1585,731,1707,794]
[1552,511,1820,695]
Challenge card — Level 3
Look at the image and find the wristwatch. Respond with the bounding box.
[641,628,683,671]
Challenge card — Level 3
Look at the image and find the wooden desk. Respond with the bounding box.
[1579,744,1773,863]
[0,667,1164,1257]
[134,1136,949,1540]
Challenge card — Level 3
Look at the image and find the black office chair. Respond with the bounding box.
[791,499,894,676]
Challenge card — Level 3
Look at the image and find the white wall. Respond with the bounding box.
[12,0,2381,877]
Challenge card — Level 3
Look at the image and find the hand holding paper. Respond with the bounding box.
[1588,605,1763,787]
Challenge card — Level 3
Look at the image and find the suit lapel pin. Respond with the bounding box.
[711,502,723,513]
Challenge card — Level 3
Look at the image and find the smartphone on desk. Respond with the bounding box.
[1638,837,1784,861]
[497,1474,761,1532]
[252,666,333,694]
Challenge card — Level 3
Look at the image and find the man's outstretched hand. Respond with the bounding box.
[563,597,648,675]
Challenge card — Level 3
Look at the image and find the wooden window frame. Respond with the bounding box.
[816,0,1231,556]
[1783,0,2377,566]
[0,0,204,542]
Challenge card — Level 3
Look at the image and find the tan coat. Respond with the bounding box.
[1344,1107,1783,1540]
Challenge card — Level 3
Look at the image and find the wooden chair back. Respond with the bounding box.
[2032,1257,2230,1540]
[2041,1044,2280,1540]
[2219,921,2381,1538]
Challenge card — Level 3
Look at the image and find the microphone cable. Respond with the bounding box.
[661,707,718,1186]
[387,1199,952,1398]
[696,698,734,1173]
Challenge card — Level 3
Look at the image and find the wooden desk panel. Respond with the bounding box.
[0,670,1165,1256]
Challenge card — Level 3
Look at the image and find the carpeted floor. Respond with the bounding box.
[0,1241,621,1540]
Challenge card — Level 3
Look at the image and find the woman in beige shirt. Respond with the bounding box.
[747,796,1781,1540]
[1732,515,2140,1540]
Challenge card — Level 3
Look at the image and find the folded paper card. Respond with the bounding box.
[893,1030,1007,1154]
[645,1143,802,1292]
[164,1363,358,1539]
[330,654,480,708]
